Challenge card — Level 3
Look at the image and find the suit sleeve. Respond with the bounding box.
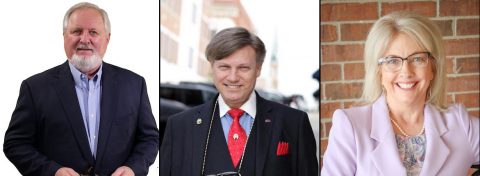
[3,80,62,176]
[159,112,173,176]
[124,78,160,175]
[297,112,319,175]
[321,109,356,175]
[457,104,480,165]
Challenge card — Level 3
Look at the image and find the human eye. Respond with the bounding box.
[239,66,251,71]
[89,30,98,36]
[218,65,229,71]
[385,57,401,65]
[71,29,81,35]
[408,53,428,64]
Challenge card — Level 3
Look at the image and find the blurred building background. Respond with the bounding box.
[161,0,279,91]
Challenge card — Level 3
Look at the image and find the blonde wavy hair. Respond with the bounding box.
[359,11,447,111]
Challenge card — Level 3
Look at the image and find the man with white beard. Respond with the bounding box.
[3,2,159,176]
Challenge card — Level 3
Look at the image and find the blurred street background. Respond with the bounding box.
[160,0,320,160]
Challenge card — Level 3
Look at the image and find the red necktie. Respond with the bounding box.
[227,108,247,168]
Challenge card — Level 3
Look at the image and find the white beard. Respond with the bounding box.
[70,53,102,74]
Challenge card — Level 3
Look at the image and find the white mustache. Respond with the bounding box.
[76,44,93,50]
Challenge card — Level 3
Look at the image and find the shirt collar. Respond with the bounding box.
[218,90,256,119]
[68,62,103,87]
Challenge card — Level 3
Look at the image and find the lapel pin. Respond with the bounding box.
[196,118,202,125]
[265,119,271,123]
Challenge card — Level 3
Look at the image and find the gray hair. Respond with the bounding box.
[206,27,266,65]
[63,2,111,34]
[360,11,447,110]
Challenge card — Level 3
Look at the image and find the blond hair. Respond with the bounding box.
[360,11,447,111]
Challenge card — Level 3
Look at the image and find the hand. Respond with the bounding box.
[111,166,134,176]
[55,167,80,176]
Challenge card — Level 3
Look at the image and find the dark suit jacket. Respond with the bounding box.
[160,93,318,176]
[3,61,159,176]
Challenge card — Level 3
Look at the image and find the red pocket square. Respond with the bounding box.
[276,141,289,156]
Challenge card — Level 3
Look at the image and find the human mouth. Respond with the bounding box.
[224,84,242,89]
[395,82,418,90]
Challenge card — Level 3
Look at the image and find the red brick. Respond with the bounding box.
[325,121,333,138]
[457,19,480,35]
[456,57,480,74]
[440,0,479,16]
[321,83,325,100]
[382,1,436,17]
[321,3,377,22]
[444,38,480,56]
[320,102,341,118]
[446,57,455,74]
[447,75,479,92]
[322,44,364,62]
[341,23,373,41]
[321,25,337,42]
[320,139,328,156]
[455,92,480,108]
[320,122,325,138]
[325,82,363,99]
[469,110,479,117]
[434,20,453,36]
[344,63,365,80]
[321,64,341,81]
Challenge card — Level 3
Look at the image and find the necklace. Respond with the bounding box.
[386,103,425,138]
[390,117,424,138]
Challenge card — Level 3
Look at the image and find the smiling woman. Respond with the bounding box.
[321,11,479,176]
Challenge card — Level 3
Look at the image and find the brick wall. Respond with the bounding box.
[320,0,479,170]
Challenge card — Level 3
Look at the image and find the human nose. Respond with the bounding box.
[226,69,239,82]
[79,32,91,44]
[398,59,414,78]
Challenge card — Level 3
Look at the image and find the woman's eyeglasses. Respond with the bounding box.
[377,51,433,72]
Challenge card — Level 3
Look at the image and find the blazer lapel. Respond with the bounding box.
[191,95,219,175]
[95,63,118,165]
[53,61,95,164]
[420,104,449,176]
[254,93,274,175]
[370,96,406,176]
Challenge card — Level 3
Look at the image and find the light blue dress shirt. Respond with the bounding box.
[220,112,254,142]
[69,63,102,158]
[218,92,256,142]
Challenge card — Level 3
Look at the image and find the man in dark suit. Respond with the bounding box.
[3,2,159,176]
[160,27,318,175]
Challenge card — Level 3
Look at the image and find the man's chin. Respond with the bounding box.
[70,54,103,74]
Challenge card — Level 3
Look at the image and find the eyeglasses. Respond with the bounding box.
[377,51,433,72]
[206,171,241,176]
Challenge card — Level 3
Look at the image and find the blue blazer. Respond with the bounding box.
[4,61,159,176]
[160,93,318,176]
[321,96,480,176]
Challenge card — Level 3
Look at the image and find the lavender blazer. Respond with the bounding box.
[321,96,479,176]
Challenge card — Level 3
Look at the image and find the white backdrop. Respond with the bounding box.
[0,1,159,175]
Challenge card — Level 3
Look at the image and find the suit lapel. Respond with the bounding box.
[95,63,118,165]
[254,93,274,175]
[420,104,449,176]
[370,96,406,176]
[191,95,219,175]
[52,61,94,164]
